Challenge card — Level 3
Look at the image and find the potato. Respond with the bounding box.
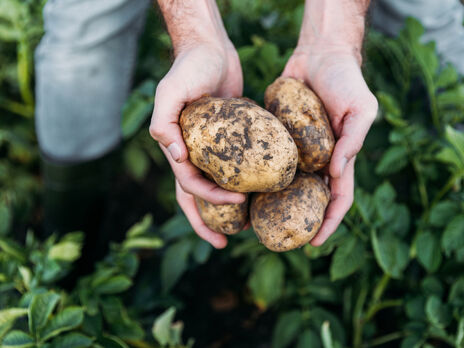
[195,195,249,235]
[180,97,298,192]
[264,77,335,172]
[250,172,330,252]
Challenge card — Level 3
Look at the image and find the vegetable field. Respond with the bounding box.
[1,1,464,347]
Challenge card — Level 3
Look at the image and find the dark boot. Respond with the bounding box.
[42,147,121,276]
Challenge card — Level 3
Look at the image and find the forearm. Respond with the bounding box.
[297,0,370,64]
[156,0,230,55]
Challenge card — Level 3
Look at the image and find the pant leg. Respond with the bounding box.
[35,0,150,163]
[370,0,464,74]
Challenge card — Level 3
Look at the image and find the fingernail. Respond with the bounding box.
[168,143,181,162]
[340,157,348,176]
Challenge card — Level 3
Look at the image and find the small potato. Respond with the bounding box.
[264,77,335,172]
[180,97,298,192]
[195,195,249,235]
[250,172,330,252]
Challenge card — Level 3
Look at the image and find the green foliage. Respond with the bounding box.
[1,2,464,348]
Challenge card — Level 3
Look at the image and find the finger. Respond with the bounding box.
[160,144,246,205]
[176,180,228,249]
[311,158,355,246]
[149,77,189,163]
[329,96,377,179]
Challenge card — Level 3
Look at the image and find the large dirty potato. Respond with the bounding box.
[180,97,298,192]
[195,195,249,235]
[250,172,330,252]
[264,77,335,172]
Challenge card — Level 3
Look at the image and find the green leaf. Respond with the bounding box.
[41,307,84,341]
[456,318,464,348]
[429,201,460,227]
[50,332,93,348]
[441,215,464,256]
[321,321,334,348]
[126,214,153,238]
[421,276,444,297]
[435,65,458,88]
[152,307,176,346]
[248,254,285,310]
[0,203,12,236]
[354,189,375,224]
[425,296,452,328]
[304,224,348,259]
[400,335,422,348]
[386,204,410,236]
[376,146,408,175]
[0,308,28,326]
[416,232,442,272]
[296,330,321,348]
[123,144,150,182]
[121,80,156,139]
[374,181,396,207]
[0,238,26,263]
[371,230,409,278]
[28,292,61,336]
[97,335,129,348]
[160,214,193,241]
[376,91,401,117]
[93,275,132,295]
[437,85,464,109]
[436,147,464,170]
[405,297,426,320]
[192,240,212,264]
[330,235,365,281]
[271,310,302,348]
[1,330,34,348]
[310,308,345,344]
[161,239,192,294]
[48,241,82,262]
[449,277,464,307]
[122,237,163,250]
[445,125,464,160]
[284,250,310,281]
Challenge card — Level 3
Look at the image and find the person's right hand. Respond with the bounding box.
[149,42,246,249]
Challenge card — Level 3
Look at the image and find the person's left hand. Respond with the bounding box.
[282,47,378,246]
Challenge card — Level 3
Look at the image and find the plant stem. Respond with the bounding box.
[372,274,390,304]
[353,281,369,348]
[365,300,403,322]
[0,98,34,118]
[411,158,429,210]
[363,331,404,348]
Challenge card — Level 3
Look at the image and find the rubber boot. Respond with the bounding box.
[42,147,121,277]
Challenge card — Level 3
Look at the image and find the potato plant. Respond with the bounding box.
[0,0,463,347]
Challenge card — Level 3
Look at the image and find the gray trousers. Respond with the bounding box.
[35,0,150,162]
[35,0,464,163]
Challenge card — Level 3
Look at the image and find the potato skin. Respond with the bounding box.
[195,195,249,235]
[264,77,335,172]
[180,97,298,192]
[250,172,330,252]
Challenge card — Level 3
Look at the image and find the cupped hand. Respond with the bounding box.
[282,47,378,246]
[149,42,246,248]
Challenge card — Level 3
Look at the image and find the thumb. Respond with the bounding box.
[330,107,377,179]
[149,78,189,163]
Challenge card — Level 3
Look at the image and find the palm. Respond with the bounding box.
[282,51,377,245]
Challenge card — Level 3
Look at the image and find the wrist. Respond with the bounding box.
[296,0,368,65]
[158,0,231,56]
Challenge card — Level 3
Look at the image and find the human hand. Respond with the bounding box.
[149,7,246,249]
[282,47,378,246]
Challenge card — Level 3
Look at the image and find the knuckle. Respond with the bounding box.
[149,124,165,141]
[367,94,379,119]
